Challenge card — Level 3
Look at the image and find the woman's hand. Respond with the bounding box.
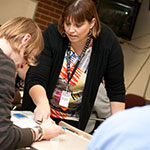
[29,85,55,123]
[34,103,52,124]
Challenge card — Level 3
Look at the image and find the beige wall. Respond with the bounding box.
[0,0,37,25]
[121,0,150,100]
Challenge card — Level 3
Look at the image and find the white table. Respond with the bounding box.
[11,111,92,150]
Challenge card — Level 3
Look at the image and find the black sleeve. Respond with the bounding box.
[22,24,56,111]
[104,32,125,102]
[24,24,55,94]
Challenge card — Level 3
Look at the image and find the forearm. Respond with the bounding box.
[110,101,125,115]
[29,85,49,106]
[29,85,51,122]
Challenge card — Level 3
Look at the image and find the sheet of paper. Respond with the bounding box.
[11,111,38,128]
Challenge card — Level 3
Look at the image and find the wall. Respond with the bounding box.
[121,0,150,100]
[34,0,67,31]
[0,0,38,25]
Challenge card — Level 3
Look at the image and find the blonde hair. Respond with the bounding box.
[58,0,101,38]
[0,17,43,66]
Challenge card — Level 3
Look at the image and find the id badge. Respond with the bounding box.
[59,90,71,108]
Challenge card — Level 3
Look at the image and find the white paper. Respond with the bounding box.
[11,111,38,128]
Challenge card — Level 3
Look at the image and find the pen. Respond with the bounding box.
[12,106,17,110]
[62,126,78,134]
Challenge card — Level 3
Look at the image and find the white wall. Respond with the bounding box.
[0,0,37,25]
[121,0,150,100]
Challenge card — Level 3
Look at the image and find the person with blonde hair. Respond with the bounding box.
[23,0,125,131]
[0,17,65,150]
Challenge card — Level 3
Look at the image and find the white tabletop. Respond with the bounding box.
[32,130,90,150]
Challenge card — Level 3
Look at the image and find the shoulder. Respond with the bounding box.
[0,50,16,99]
[100,23,117,38]
[94,23,122,55]
[44,23,57,32]
[42,23,68,53]
[88,106,150,150]
[0,49,15,73]
[101,106,150,136]
[43,23,60,38]
[96,22,120,46]
[43,23,65,44]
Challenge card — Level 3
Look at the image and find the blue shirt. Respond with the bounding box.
[88,106,150,150]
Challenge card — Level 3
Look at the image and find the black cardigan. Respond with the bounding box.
[22,23,125,130]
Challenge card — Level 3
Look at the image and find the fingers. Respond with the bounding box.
[59,126,66,134]
[34,104,51,124]
[36,120,42,124]
[35,114,55,126]
[34,111,43,124]
[40,120,66,140]
[49,117,56,124]
[34,109,50,124]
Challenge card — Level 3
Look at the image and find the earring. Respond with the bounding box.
[88,28,93,37]
[61,31,66,37]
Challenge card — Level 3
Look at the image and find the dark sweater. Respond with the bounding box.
[22,23,125,130]
[0,49,33,150]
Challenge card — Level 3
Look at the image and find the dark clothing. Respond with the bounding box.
[0,49,33,150]
[22,23,125,130]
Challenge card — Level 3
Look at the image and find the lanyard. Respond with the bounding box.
[66,38,91,91]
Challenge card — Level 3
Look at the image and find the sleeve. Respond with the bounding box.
[0,58,33,149]
[104,33,126,102]
[87,111,122,150]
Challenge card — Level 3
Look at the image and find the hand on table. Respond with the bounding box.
[34,104,55,124]
[41,118,65,140]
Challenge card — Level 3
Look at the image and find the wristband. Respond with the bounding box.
[34,126,44,142]
[31,128,36,142]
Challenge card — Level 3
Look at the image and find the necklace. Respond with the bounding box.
[66,37,91,91]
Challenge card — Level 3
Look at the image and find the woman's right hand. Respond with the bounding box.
[29,85,55,123]
[34,103,52,124]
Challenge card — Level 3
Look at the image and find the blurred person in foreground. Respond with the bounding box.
[88,105,150,150]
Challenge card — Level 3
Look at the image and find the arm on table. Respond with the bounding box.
[29,85,52,123]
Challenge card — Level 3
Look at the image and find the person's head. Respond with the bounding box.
[58,0,101,43]
[0,17,43,66]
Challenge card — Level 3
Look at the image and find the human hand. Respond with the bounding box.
[41,118,65,140]
[34,104,53,124]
